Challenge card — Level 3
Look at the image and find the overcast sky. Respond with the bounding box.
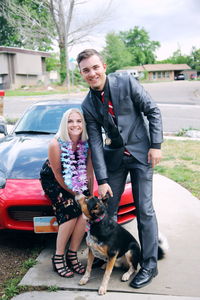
[69,0,200,61]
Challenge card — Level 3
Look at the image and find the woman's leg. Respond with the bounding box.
[66,215,86,274]
[69,214,86,251]
[56,218,77,255]
[52,218,77,277]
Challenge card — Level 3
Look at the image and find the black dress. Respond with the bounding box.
[40,159,82,225]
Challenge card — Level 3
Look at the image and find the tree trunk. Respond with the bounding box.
[59,42,66,84]
[65,44,70,90]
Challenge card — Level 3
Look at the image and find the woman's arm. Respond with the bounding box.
[48,138,76,195]
[86,149,94,196]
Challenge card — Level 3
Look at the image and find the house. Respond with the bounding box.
[116,63,192,81]
[142,64,192,81]
[0,47,51,89]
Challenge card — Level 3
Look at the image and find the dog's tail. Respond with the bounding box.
[158,232,169,260]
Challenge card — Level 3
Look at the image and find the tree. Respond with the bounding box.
[0,14,23,47]
[46,53,60,72]
[157,47,196,70]
[119,26,160,65]
[102,32,132,73]
[48,0,113,87]
[168,48,189,64]
[189,47,200,71]
[1,0,115,87]
[0,0,54,51]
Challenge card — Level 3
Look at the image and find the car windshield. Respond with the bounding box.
[14,103,81,134]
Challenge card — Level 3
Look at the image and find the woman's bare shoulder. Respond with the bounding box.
[49,138,60,150]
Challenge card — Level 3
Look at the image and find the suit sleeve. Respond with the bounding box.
[82,103,108,182]
[128,75,163,146]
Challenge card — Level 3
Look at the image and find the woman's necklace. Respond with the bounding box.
[60,139,89,193]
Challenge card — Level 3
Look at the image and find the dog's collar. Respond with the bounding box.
[86,213,106,232]
[89,213,106,224]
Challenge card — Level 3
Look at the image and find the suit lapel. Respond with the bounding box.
[108,75,119,120]
[89,91,104,122]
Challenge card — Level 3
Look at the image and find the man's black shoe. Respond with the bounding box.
[92,258,105,268]
[130,267,158,289]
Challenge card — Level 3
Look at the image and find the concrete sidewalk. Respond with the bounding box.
[13,174,200,299]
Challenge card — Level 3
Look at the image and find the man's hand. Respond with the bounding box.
[98,183,113,199]
[148,148,162,168]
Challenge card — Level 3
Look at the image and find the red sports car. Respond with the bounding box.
[0,100,136,232]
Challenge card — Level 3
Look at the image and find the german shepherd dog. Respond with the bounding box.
[76,195,141,295]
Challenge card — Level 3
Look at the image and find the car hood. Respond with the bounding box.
[0,134,52,179]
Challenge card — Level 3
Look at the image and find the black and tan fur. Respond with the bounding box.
[77,195,141,295]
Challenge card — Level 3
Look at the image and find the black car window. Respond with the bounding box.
[15,104,81,134]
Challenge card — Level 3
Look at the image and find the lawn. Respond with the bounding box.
[155,139,200,200]
[4,86,87,97]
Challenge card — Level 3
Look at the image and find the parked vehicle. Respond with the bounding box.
[175,73,185,80]
[116,69,139,80]
[0,100,136,232]
[190,73,197,80]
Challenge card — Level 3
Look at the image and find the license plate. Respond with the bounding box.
[33,216,58,233]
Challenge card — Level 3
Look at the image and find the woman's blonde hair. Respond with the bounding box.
[55,108,88,142]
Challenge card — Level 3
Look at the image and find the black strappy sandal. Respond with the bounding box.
[66,249,85,275]
[52,254,74,278]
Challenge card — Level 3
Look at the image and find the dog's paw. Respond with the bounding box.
[79,275,89,285]
[121,271,131,282]
[98,285,107,295]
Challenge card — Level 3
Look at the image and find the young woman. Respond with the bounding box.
[40,108,93,278]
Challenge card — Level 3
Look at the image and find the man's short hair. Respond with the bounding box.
[76,49,104,65]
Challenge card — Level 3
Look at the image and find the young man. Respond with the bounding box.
[77,49,163,289]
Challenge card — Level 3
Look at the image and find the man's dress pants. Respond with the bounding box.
[107,154,158,269]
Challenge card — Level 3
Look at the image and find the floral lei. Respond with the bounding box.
[59,139,89,193]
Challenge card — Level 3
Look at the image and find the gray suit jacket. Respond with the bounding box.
[82,73,163,181]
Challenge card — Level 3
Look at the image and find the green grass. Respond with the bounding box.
[5,86,87,97]
[5,89,68,97]
[1,278,21,300]
[1,258,37,300]
[155,139,200,199]
[22,258,37,270]
[0,238,46,300]
[47,286,59,292]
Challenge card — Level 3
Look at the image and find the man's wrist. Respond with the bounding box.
[97,178,108,185]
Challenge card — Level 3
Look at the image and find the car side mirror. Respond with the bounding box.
[0,169,6,188]
[0,123,8,135]
[0,177,6,189]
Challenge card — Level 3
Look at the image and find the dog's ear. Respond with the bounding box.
[75,194,86,205]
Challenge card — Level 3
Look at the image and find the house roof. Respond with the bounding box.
[129,63,191,72]
[118,65,145,72]
[0,46,51,57]
[143,64,191,71]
